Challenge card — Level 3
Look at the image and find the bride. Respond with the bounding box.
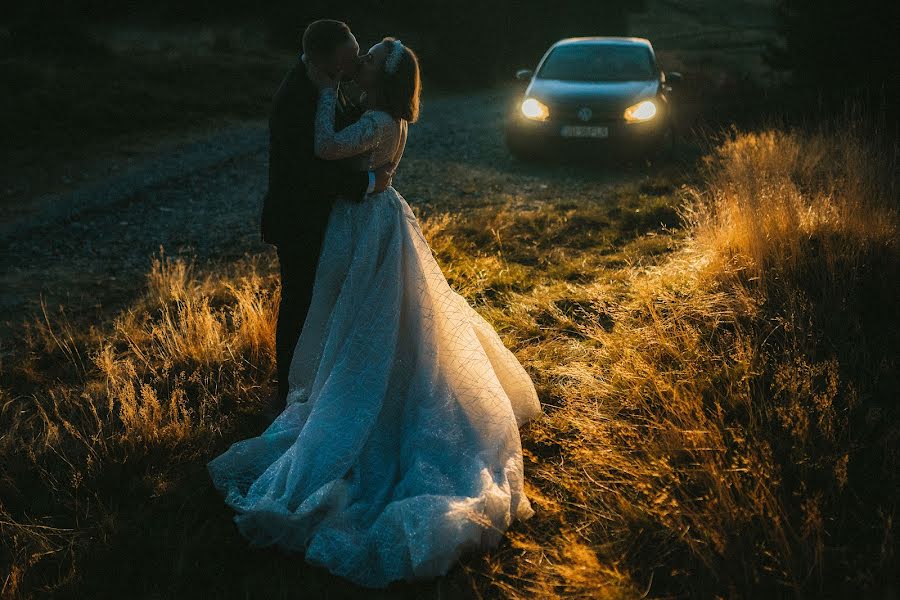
[207,37,542,588]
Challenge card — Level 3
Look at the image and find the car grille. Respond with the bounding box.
[547,103,623,124]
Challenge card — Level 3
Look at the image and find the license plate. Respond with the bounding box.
[560,125,609,138]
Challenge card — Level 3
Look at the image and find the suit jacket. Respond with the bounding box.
[260,59,369,248]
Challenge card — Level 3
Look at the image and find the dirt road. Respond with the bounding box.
[0,86,679,336]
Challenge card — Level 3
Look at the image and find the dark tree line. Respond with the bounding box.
[261,1,643,85]
[4,1,641,85]
[9,0,895,100]
[283,0,640,84]
[766,0,898,107]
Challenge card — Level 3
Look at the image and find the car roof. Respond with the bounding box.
[553,37,653,48]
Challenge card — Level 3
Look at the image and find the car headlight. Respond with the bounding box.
[624,99,657,123]
[521,98,550,121]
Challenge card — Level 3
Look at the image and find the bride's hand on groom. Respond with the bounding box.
[307,61,340,91]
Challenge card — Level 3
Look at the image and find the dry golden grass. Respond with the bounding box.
[1,119,896,598]
[1,252,281,597]
[423,117,897,597]
[477,120,896,597]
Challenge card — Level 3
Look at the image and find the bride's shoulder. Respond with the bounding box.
[360,110,400,135]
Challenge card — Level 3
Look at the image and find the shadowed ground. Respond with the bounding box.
[0,86,684,338]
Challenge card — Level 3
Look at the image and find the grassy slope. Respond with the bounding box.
[3,3,898,598]
[2,122,897,598]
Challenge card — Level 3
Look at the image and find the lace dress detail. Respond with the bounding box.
[207,85,542,588]
[313,87,404,171]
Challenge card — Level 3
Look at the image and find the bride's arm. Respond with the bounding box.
[314,88,384,160]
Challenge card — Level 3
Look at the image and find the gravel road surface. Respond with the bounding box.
[0,86,665,336]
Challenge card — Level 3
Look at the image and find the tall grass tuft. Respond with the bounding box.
[0,253,279,597]
[483,119,898,597]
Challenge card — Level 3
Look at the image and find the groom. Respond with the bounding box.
[260,19,393,408]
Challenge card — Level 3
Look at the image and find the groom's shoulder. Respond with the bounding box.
[274,63,315,105]
[283,62,311,90]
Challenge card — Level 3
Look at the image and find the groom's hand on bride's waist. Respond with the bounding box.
[371,163,396,195]
[354,163,395,203]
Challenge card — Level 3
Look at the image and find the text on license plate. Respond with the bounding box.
[560,125,609,138]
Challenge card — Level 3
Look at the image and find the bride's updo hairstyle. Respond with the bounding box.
[375,37,421,123]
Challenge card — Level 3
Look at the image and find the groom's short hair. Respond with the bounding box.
[302,20,353,61]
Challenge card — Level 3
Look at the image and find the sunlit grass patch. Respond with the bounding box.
[0,251,281,596]
[481,120,898,597]
[1,118,896,598]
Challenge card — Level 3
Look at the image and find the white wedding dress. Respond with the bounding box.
[207,86,542,588]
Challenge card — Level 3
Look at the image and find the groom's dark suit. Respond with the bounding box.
[260,58,369,402]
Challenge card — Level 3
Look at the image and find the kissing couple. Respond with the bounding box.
[208,19,543,588]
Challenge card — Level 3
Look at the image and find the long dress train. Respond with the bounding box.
[207,86,542,588]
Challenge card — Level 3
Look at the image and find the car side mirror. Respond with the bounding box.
[515,69,534,81]
[665,71,683,83]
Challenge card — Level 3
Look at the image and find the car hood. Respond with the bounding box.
[526,78,659,112]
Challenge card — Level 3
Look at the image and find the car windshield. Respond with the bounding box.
[536,44,656,82]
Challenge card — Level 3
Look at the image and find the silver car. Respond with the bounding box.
[505,37,681,159]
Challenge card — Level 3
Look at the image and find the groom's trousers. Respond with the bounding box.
[274,236,324,403]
